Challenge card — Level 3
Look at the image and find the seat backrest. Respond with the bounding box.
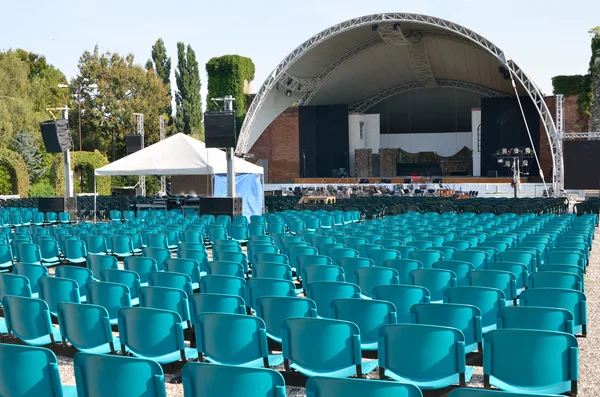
[306,281,361,318]
[177,249,208,273]
[148,271,193,297]
[372,285,430,323]
[246,278,296,309]
[57,302,116,353]
[182,362,285,397]
[55,265,94,299]
[86,281,132,321]
[411,303,482,354]
[100,269,141,300]
[199,275,246,299]
[2,295,56,343]
[519,288,586,328]
[255,296,317,342]
[86,254,118,277]
[454,250,488,269]
[302,265,345,284]
[408,250,443,269]
[354,266,399,298]
[410,268,457,302]
[367,249,401,267]
[497,306,574,334]
[194,313,270,366]
[0,343,66,397]
[444,286,505,329]
[166,258,202,282]
[38,276,81,314]
[206,260,244,278]
[189,293,246,319]
[484,329,578,395]
[528,271,582,291]
[0,273,32,301]
[381,259,423,284]
[252,262,293,281]
[12,262,48,295]
[139,286,191,324]
[306,376,423,397]
[485,261,528,290]
[281,317,362,375]
[336,257,373,284]
[124,256,158,283]
[433,261,474,286]
[254,253,288,265]
[330,298,396,348]
[328,248,359,263]
[467,270,517,301]
[118,307,186,360]
[142,247,172,271]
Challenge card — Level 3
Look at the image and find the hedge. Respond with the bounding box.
[0,149,30,197]
[50,150,111,196]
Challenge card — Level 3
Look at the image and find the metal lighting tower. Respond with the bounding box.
[159,115,167,195]
[133,113,145,196]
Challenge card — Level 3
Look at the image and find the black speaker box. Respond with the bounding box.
[204,111,236,148]
[38,196,77,218]
[40,119,73,153]
[199,197,243,218]
[487,170,498,178]
[111,187,142,196]
[126,135,143,155]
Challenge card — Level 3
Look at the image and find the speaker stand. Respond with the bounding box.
[226,148,236,197]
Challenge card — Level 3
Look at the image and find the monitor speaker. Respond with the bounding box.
[39,119,73,153]
[199,197,243,218]
[38,196,77,219]
[126,135,143,155]
[204,111,236,148]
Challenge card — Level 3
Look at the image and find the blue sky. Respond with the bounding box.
[1,0,598,100]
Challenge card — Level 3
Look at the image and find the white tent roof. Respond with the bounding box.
[95,133,263,176]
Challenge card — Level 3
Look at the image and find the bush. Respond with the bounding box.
[29,181,55,197]
[0,166,12,195]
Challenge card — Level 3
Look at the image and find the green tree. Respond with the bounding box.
[72,46,171,160]
[9,130,46,183]
[147,38,172,126]
[174,42,203,139]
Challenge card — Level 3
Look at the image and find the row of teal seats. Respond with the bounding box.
[4,343,561,397]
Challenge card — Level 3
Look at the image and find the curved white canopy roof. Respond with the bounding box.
[237,13,557,172]
[96,133,263,176]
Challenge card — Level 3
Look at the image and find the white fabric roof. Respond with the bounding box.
[95,133,263,176]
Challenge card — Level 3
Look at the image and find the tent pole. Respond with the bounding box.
[93,174,97,223]
[226,148,236,197]
[261,174,265,214]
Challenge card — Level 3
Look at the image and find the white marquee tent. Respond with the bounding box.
[94,133,264,218]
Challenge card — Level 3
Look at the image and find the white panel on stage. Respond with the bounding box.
[348,114,380,176]
[379,132,472,157]
[471,109,482,176]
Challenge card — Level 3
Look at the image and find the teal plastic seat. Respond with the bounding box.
[410,268,456,302]
[336,257,374,283]
[206,260,244,278]
[0,343,76,397]
[282,317,376,377]
[373,285,431,323]
[87,254,118,278]
[428,246,457,261]
[253,262,293,281]
[306,281,361,318]
[2,296,61,346]
[407,240,434,250]
[55,265,93,302]
[467,270,517,304]
[368,249,401,267]
[73,353,165,396]
[124,256,158,284]
[143,247,172,271]
[247,278,296,309]
[485,261,528,292]
[110,235,134,258]
[39,239,61,266]
[547,250,584,268]
[448,389,558,397]
[331,298,396,350]
[182,362,285,397]
[57,302,121,354]
[329,248,359,263]
[519,288,587,336]
[355,266,399,298]
[382,258,422,284]
[499,250,536,273]
[355,243,383,258]
[288,246,318,271]
[296,255,332,276]
[178,248,208,274]
[189,293,246,319]
[195,313,282,367]
[139,286,191,328]
[199,275,246,299]
[65,239,87,264]
[0,273,32,302]
[528,271,583,291]
[411,303,482,353]
[0,243,14,271]
[213,251,248,273]
[15,242,43,264]
[302,265,345,285]
[38,276,81,316]
[483,329,578,395]
[254,253,289,265]
[146,233,169,249]
[538,264,585,284]
[148,271,194,297]
[86,281,132,325]
[306,376,422,396]
[167,257,201,286]
[444,240,471,251]
[343,237,368,250]
[454,250,488,269]
[250,245,279,263]
[445,286,506,333]
[255,296,317,343]
[433,260,474,286]
[13,262,48,297]
[409,250,443,269]
[378,324,472,389]
[497,306,574,334]
[100,269,141,303]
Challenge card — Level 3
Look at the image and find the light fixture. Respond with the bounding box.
[393,23,400,31]
[523,160,529,166]
[504,160,511,167]
[501,148,507,154]
[286,90,292,97]
[372,25,379,32]
[497,158,503,164]
[525,147,531,154]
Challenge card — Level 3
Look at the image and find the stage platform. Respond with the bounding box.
[293,176,530,184]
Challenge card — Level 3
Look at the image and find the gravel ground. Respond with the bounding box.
[54,227,598,396]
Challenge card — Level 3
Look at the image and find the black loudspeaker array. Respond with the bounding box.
[39,119,73,153]
[204,111,236,148]
[126,135,143,155]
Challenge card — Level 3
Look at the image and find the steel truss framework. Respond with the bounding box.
[238,13,559,193]
[133,113,145,196]
[159,115,166,195]
[349,80,510,113]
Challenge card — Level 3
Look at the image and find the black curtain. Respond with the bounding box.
[564,141,600,189]
[299,104,349,177]
[481,97,540,177]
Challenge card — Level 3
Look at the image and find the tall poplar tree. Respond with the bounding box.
[174,42,203,139]
[146,38,172,120]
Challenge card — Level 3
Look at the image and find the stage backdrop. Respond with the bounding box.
[480,97,540,177]
[299,104,349,177]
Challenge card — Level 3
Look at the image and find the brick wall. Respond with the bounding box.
[355,149,372,177]
[379,149,397,177]
[248,107,300,182]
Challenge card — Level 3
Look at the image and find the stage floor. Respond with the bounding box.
[293,176,529,184]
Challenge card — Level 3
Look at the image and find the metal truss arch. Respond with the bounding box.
[349,80,511,113]
[237,13,557,192]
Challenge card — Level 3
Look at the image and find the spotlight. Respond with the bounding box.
[286,78,293,87]
[513,148,520,154]
[497,158,503,164]
[501,148,507,155]
[498,66,510,80]
[286,90,292,97]
[523,160,529,166]
[393,23,400,31]
[372,25,379,32]
[504,160,511,167]
[525,147,531,154]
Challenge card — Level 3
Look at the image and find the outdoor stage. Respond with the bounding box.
[293,176,531,184]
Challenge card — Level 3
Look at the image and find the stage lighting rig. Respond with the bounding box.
[493,147,534,198]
